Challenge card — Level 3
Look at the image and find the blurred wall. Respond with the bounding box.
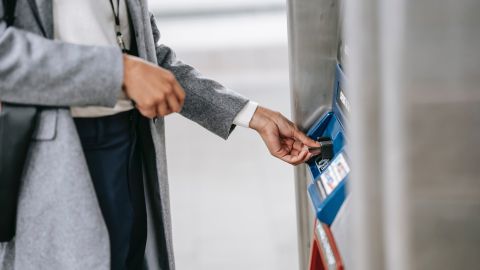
[346,0,480,269]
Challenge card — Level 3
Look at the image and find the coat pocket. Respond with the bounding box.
[32,109,58,141]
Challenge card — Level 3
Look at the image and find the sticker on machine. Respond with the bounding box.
[319,153,350,195]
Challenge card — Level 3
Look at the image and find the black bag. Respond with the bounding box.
[0,0,39,242]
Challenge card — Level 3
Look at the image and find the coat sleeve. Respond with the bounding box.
[149,14,249,140]
[0,7,124,107]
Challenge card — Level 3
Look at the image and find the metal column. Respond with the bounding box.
[287,0,340,269]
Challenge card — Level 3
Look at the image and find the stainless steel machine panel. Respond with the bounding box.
[287,0,340,269]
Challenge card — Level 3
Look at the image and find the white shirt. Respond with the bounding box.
[53,0,257,127]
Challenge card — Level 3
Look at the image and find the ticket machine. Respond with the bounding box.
[306,63,350,270]
[307,64,349,226]
[287,0,343,268]
[289,0,480,269]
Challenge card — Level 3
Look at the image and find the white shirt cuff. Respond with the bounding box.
[233,101,259,128]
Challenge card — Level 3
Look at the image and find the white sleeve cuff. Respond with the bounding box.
[233,101,259,128]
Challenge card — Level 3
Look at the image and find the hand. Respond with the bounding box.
[249,106,320,165]
[122,54,186,118]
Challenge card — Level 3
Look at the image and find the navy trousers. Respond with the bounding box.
[74,110,146,270]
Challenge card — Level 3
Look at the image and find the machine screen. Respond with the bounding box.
[317,153,350,195]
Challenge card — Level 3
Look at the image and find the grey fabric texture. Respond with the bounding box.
[0,0,250,269]
[1,110,111,270]
[0,20,124,107]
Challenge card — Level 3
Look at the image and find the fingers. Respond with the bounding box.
[272,139,312,165]
[292,140,304,152]
[171,79,186,107]
[284,137,315,164]
[256,113,315,165]
[271,110,318,148]
[293,129,319,147]
[123,58,185,119]
[157,102,170,116]
[154,79,182,116]
[162,74,185,115]
[264,130,286,158]
[137,105,157,119]
[281,146,312,165]
[166,93,181,113]
[138,94,177,118]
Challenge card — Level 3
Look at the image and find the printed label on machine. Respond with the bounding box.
[318,153,350,195]
[337,87,351,116]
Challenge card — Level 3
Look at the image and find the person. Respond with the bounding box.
[0,0,319,269]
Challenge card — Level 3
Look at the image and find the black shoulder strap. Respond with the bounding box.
[2,0,17,26]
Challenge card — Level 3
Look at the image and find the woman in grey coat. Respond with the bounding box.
[0,0,318,269]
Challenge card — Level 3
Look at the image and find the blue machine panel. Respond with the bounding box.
[306,64,350,226]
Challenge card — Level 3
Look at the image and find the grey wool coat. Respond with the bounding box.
[0,0,249,269]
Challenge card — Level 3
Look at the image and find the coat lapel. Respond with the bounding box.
[125,0,147,59]
[31,0,53,38]
[25,0,53,39]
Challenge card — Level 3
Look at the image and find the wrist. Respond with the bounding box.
[249,106,273,131]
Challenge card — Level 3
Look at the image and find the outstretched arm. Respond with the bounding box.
[249,106,319,165]
[149,14,318,165]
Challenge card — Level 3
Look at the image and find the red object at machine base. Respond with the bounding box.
[308,220,344,270]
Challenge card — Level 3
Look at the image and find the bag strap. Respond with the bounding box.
[2,0,17,26]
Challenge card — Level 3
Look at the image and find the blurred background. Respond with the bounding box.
[149,1,299,269]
